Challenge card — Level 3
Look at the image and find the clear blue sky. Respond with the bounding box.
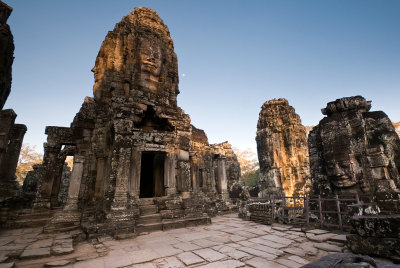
[4,0,400,154]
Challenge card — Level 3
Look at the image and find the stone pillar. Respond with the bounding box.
[111,147,131,210]
[209,163,217,193]
[46,155,84,230]
[64,156,85,211]
[34,143,62,208]
[3,124,26,182]
[190,153,198,192]
[164,153,176,195]
[216,157,228,199]
[129,149,141,198]
[50,154,67,207]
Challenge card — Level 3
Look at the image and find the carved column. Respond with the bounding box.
[129,149,141,198]
[111,147,131,210]
[217,157,228,199]
[209,162,216,193]
[47,156,85,229]
[34,143,62,208]
[190,152,198,192]
[164,153,176,195]
[50,153,67,207]
[64,156,85,211]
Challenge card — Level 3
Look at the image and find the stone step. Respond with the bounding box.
[136,222,163,234]
[43,222,81,234]
[7,217,53,228]
[140,205,158,215]
[137,213,162,225]
[138,198,155,206]
[17,211,54,220]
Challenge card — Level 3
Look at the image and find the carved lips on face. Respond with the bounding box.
[326,160,358,188]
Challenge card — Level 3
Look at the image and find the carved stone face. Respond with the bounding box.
[325,154,360,188]
[138,38,163,92]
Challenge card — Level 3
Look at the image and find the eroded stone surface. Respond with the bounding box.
[256,98,310,198]
[309,96,400,197]
[29,7,239,238]
[308,96,400,261]
[1,214,396,268]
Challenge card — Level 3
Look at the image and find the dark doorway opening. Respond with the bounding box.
[140,152,165,198]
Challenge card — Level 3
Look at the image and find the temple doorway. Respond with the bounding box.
[140,152,165,198]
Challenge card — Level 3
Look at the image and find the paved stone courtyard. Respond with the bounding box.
[0,213,389,268]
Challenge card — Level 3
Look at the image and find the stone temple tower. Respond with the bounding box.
[256,98,310,198]
[33,7,240,237]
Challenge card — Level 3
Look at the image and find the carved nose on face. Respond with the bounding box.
[334,164,344,175]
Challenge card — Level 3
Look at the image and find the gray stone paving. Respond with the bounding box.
[0,213,395,268]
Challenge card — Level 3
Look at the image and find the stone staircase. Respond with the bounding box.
[136,198,162,234]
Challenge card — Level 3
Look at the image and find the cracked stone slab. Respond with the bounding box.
[227,250,251,260]
[0,263,15,268]
[51,238,74,256]
[249,244,284,256]
[238,247,276,260]
[177,251,205,266]
[276,258,303,268]
[155,256,184,268]
[20,247,51,259]
[192,238,220,248]
[212,245,236,254]
[44,259,72,267]
[195,259,245,268]
[314,242,342,252]
[0,239,13,247]
[229,235,247,242]
[288,255,309,265]
[193,248,226,262]
[151,244,182,258]
[27,239,53,249]
[307,229,330,235]
[172,242,201,251]
[260,234,294,246]
[328,234,347,243]
[245,257,286,268]
[307,233,337,242]
[283,247,307,257]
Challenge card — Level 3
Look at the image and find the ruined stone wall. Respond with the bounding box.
[256,98,310,198]
[309,96,400,197]
[190,125,241,196]
[22,164,71,207]
[210,141,241,190]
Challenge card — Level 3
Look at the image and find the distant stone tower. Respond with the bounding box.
[256,98,310,198]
